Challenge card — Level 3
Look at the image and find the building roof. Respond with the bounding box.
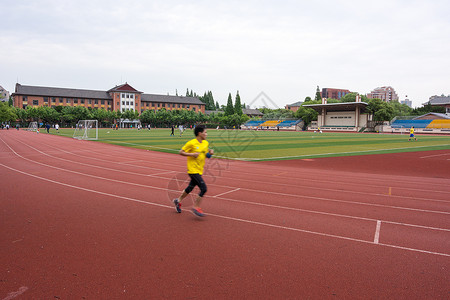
[108,83,142,93]
[141,94,204,105]
[286,101,303,107]
[14,83,111,100]
[303,102,368,112]
[413,112,450,120]
[427,96,450,105]
[243,108,264,116]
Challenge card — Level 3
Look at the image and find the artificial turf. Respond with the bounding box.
[48,127,450,161]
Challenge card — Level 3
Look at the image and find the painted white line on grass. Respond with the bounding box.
[1,162,449,258]
[374,220,381,244]
[213,188,240,198]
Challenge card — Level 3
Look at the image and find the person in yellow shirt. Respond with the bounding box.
[409,126,417,141]
[173,125,214,217]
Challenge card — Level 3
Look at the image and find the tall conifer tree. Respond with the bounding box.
[234,91,243,115]
[225,93,234,116]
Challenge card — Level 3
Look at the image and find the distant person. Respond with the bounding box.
[171,125,174,136]
[409,126,417,141]
[46,123,50,133]
[173,125,214,217]
[55,123,59,133]
[179,125,184,137]
[16,124,20,130]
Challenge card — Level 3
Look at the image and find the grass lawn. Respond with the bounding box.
[49,128,450,161]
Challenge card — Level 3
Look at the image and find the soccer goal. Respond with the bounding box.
[27,122,38,132]
[73,120,98,140]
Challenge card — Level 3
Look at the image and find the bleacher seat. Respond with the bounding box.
[390,120,432,128]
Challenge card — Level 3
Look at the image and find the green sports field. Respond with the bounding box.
[48,128,450,161]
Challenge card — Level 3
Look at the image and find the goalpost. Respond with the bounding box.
[27,122,38,132]
[73,120,98,140]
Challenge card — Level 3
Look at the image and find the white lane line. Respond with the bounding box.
[213,188,241,198]
[374,220,382,244]
[420,153,450,159]
[2,136,450,226]
[1,162,449,258]
[2,286,29,300]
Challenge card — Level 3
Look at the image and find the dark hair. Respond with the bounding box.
[194,125,205,136]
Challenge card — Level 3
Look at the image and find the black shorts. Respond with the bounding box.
[185,174,207,197]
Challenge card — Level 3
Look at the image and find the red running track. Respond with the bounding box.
[1,130,449,299]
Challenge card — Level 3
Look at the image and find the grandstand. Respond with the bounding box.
[242,119,303,130]
[260,120,282,127]
[386,117,450,133]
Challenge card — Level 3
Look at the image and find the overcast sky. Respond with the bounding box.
[1,0,449,108]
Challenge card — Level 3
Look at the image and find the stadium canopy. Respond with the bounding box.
[303,102,368,113]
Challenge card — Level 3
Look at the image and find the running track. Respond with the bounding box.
[1,130,449,299]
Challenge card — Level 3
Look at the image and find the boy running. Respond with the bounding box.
[173,125,213,217]
[409,126,417,141]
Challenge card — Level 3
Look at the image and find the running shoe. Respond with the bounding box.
[173,199,181,213]
[192,207,205,217]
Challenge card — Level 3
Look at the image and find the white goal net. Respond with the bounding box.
[27,122,38,132]
[73,120,98,140]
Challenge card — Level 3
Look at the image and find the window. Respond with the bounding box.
[23,96,28,101]
[88,100,92,104]
[122,101,125,105]
[59,98,63,103]
[51,97,56,103]
[95,100,98,104]
[33,100,39,105]
[101,100,104,104]
[126,101,129,105]
[43,97,48,103]
[74,99,78,103]
[80,99,85,104]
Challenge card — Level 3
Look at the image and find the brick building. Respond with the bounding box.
[321,88,351,100]
[12,83,205,113]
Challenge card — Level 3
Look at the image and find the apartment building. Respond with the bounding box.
[367,86,399,102]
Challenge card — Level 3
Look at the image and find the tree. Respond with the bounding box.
[0,102,17,123]
[225,93,234,116]
[295,106,318,128]
[367,99,395,121]
[340,93,369,103]
[315,86,322,101]
[304,96,312,102]
[234,91,243,115]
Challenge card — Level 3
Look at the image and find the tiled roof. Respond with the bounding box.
[287,101,303,106]
[141,94,204,105]
[243,108,263,115]
[14,84,111,100]
[414,113,450,120]
[428,96,450,105]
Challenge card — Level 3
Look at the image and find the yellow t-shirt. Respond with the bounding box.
[410,128,414,134]
[182,138,209,175]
